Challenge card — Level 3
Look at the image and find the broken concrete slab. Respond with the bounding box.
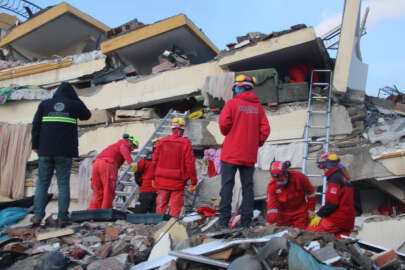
[78,109,112,126]
[101,14,218,75]
[333,0,368,94]
[149,232,172,261]
[356,217,405,250]
[0,3,109,60]
[153,218,188,247]
[218,27,329,74]
[87,256,126,270]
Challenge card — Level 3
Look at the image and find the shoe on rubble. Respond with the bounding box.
[30,216,42,228]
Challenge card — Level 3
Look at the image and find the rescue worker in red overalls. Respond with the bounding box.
[287,63,318,83]
[153,118,197,217]
[130,138,160,213]
[266,160,317,229]
[306,153,355,239]
[88,134,138,209]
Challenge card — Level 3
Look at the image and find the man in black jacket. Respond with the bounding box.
[31,82,91,227]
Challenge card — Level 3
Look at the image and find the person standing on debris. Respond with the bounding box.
[129,138,160,213]
[306,153,355,239]
[217,75,270,229]
[266,160,317,229]
[153,118,197,218]
[88,134,139,210]
[31,82,91,227]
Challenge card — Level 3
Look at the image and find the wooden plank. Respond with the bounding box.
[78,109,112,126]
[36,228,75,241]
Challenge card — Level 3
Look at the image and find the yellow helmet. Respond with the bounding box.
[233,74,257,91]
[328,153,339,161]
[172,117,185,129]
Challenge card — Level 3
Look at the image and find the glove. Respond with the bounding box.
[189,184,197,193]
[309,216,322,228]
[308,211,315,220]
[131,163,138,173]
[151,180,156,189]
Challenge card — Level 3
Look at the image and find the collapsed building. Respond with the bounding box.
[0,0,404,269]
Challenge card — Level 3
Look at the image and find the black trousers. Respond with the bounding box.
[219,161,254,225]
[132,192,157,214]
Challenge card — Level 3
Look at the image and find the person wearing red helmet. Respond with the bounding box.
[153,118,197,217]
[216,74,270,229]
[266,160,316,229]
[306,153,355,239]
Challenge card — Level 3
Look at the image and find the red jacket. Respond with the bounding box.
[152,133,197,190]
[287,63,319,83]
[219,91,270,167]
[317,167,355,231]
[137,157,156,193]
[96,139,133,168]
[267,170,316,223]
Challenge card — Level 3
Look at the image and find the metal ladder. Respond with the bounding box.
[113,109,189,211]
[302,70,333,205]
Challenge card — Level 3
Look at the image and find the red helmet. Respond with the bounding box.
[270,160,291,180]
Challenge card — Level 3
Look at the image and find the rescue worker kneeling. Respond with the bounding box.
[266,160,316,229]
[129,138,160,214]
[306,153,355,239]
[88,134,139,209]
[153,118,197,218]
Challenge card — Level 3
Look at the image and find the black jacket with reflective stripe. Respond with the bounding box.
[31,82,91,157]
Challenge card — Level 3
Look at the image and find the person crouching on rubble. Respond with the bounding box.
[306,153,355,239]
[266,160,316,229]
[129,138,160,214]
[216,75,270,229]
[153,118,197,218]
[88,134,139,209]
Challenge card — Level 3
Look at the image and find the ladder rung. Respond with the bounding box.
[307,174,323,177]
[303,156,318,160]
[115,191,131,196]
[114,202,124,208]
[313,69,332,73]
[307,125,329,129]
[311,96,328,100]
[308,141,325,145]
[156,132,171,135]
[160,125,172,128]
[145,146,153,150]
[310,110,328,114]
[120,181,137,186]
[312,82,329,86]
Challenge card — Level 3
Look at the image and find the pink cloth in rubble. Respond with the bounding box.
[204,149,221,174]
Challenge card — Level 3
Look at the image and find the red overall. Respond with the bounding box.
[88,139,133,209]
[266,170,316,229]
[152,130,197,217]
[306,167,355,239]
[287,63,319,83]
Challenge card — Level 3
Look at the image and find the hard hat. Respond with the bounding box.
[172,117,185,129]
[127,135,139,148]
[317,152,339,169]
[270,160,291,180]
[233,74,256,91]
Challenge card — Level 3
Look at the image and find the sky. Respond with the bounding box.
[20,0,405,96]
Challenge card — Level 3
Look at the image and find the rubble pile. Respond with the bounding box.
[1,215,404,269]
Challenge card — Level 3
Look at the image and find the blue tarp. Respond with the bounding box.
[288,242,346,270]
[0,207,28,231]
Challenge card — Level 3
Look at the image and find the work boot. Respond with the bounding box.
[213,219,229,231]
[30,216,42,228]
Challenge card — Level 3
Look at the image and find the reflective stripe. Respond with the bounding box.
[42,116,77,124]
[308,193,317,198]
[267,209,278,214]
